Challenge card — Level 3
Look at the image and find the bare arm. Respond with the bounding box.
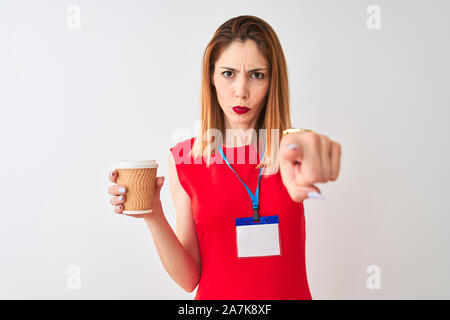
[142,152,201,292]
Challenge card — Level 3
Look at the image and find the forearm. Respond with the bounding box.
[143,209,200,292]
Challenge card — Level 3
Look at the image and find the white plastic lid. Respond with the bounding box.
[114,160,158,169]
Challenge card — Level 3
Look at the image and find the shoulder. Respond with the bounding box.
[168,137,197,200]
[170,137,196,152]
[169,136,197,165]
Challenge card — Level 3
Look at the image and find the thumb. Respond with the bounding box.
[154,176,165,198]
[304,185,323,199]
[286,183,323,203]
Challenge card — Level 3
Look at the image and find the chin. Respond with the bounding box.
[231,115,251,123]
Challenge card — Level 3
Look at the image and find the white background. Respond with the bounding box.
[1,0,449,299]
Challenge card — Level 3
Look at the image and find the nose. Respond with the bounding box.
[234,76,249,104]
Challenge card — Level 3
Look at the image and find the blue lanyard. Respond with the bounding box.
[218,146,263,222]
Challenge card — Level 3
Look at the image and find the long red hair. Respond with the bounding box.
[190,15,293,176]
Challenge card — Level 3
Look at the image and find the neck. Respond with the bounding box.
[223,117,258,147]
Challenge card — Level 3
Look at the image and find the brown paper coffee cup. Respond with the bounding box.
[114,160,158,214]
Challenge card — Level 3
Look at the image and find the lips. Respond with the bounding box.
[232,106,250,114]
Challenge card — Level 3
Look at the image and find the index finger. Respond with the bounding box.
[280,133,323,184]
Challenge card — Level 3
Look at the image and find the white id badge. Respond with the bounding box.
[235,215,281,258]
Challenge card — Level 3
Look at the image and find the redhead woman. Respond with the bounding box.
[108,15,341,300]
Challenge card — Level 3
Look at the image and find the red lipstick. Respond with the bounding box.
[233,106,250,114]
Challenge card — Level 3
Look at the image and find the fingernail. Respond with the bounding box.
[287,143,298,149]
[118,195,123,202]
[307,191,324,199]
[110,171,114,177]
[119,187,126,193]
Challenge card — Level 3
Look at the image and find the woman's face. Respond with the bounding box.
[212,40,270,130]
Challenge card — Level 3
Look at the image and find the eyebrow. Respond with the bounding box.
[220,67,269,72]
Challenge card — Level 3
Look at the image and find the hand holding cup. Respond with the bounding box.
[107,160,165,218]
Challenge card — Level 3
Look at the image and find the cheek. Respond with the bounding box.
[255,82,269,100]
[214,79,232,99]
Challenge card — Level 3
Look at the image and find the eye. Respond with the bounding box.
[222,71,233,78]
[221,71,266,80]
[252,72,265,79]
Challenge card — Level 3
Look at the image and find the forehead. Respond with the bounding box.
[215,40,268,69]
